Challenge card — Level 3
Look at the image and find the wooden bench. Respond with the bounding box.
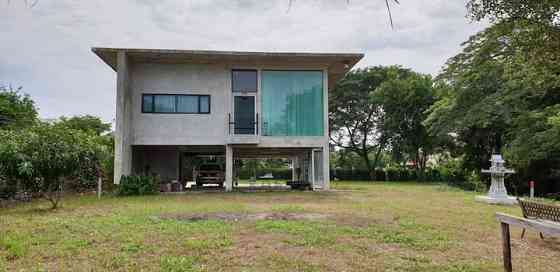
[496,211,560,272]
[518,198,560,239]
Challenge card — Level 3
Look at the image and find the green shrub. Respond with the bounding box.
[116,175,159,196]
[0,179,17,200]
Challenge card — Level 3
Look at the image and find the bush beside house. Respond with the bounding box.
[116,175,159,196]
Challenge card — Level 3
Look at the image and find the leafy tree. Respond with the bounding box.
[330,66,439,179]
[0,85,38,129]
[376,69,441,178]
[329,67,396,178]
[426,1,560,193]
[58,115,111,136]
[0,124,101,208]
[424,26,511,172]
[467,0,560,24]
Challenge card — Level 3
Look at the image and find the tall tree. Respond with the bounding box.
[376,69,440,178]
[426,1,560,192]
[424,26,512,172]
[329,67,393,178]
[330,66,431,178]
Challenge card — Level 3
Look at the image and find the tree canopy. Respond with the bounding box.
[0,124,103,208]
[424,1,560,192]
[330,66,440,178]
[376,69,441,177]
[57,115,112,136]
[0,85,38,129]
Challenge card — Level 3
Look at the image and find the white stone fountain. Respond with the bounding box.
[475,154,517,205]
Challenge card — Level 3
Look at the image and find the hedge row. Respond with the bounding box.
[236,168,464,183]
[237,168,292,180]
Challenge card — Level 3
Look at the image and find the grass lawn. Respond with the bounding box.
[1,182,559,271]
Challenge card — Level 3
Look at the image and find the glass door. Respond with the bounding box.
[233,95,256,135]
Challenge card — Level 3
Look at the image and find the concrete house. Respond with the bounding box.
[92,48,363,191]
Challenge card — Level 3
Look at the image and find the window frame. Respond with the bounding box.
[141,94,211,114]
[231,69,258,93]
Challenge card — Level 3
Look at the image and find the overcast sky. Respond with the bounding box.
[1,0,487,124]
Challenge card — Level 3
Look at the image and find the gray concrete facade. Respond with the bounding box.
[93,48,363,189]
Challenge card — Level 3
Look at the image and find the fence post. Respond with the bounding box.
[97,177,102,199]
[501,222,512,272]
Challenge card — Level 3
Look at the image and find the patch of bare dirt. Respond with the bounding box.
[159,212,329,222]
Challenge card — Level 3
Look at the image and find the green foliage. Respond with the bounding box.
[237,158,291,179]
[54,115,113,190]
[237,168,291,180]
[160,256,200,272]
[426,1,560,194]
[0,85,38,130]
[0,233,28,260]
[116,175,159,196]
[0,124,102,208]
[57,115,111,136]
[0,179,17,199]
[331,66,443,179]
[467,0,560,25]
[375,69,447,178]
[331,66,425,178]
[183,235,232,251]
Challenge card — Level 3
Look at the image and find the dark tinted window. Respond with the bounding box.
[142,95,153,112]
[142,94,210,114]
[232,70,257,92]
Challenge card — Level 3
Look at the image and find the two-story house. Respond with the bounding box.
[92,48,363,191]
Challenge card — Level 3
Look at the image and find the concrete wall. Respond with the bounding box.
[127,62,330,149]
[130,62,229,145]
[132,147,179,183]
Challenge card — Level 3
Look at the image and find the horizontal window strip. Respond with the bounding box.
[142,94,211,114]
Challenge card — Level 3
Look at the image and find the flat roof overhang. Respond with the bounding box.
[91,47,363,89]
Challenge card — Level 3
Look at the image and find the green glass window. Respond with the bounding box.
[261,70,324,136]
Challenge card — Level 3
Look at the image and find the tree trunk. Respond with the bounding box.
[360,150,374,180]
[44,181,62,209]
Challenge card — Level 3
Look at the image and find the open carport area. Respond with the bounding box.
[130,145,326,192]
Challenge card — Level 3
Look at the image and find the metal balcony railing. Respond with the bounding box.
[228,113,259,136]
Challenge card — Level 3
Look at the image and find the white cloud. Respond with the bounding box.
[0,0,487,123]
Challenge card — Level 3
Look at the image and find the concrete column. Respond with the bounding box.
[291,156,298,181]
[310,150,315,188]
[321,68,330,190]
[225,145,233,191]
[322,144,330,190]
[114,51,132,184]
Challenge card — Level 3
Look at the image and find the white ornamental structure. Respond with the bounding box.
[475,154,517,205]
